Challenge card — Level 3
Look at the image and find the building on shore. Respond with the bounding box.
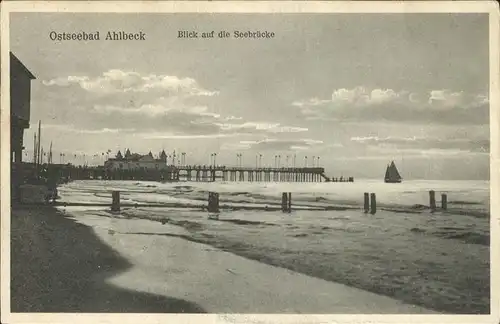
[104,149,169,170]
[10,53,36,201]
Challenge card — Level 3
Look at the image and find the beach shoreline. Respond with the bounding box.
[126,208,491,314]
[10,204,437,314]
[10,205,206,313]
[56,202,490,314]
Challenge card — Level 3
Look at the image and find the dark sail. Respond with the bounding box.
[384,164,390,179]
[384,161,402,183]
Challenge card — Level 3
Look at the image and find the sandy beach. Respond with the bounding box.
[11,205,438,313]
[11,205,206,313]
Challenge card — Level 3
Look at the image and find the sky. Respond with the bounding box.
[10,13,490,180]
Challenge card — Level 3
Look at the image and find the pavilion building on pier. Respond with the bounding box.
[104,149,169,171]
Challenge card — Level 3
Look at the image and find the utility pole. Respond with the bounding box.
[48,142,53,164]
[37,120,41,167]
[33,133,37,165]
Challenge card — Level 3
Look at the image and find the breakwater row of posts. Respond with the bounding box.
[31,163,355,183]
[52,189,449,216]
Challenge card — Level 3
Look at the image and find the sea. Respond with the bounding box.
[58,179,490,211]
[56,179,491,313]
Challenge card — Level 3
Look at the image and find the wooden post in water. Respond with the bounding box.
[364,192,370,213]
[281,192,288,213]
[429,190,436,212]
[287,192,292,213]
[111,191,120,212]
[208,192,220,213]
[370,193,376,214]
[441,193,447,210]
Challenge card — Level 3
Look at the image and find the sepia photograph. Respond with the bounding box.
[1,1,499,324]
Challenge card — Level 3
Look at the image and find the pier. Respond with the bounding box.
[175,166,335,182]
[30,162,354,183]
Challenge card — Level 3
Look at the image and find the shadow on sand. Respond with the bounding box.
[11,206,205,313]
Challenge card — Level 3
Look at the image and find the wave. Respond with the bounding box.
[410,227,489,246]
[57,180,490,217]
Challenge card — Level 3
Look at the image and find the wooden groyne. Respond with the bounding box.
[33,190,456,216]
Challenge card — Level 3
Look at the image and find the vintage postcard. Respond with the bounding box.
[1,1,499,324]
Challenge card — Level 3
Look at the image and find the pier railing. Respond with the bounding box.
[27,162,355,183]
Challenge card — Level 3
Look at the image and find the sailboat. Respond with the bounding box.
[384,161,402,183]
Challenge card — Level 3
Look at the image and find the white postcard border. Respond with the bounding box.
[1,2,499,324]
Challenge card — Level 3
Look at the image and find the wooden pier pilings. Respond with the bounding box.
[177,166,353,183]
[35,162,356,184]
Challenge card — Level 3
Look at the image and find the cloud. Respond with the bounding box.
[350,135,424,145]
[43,70,308,138]
[331,148,486,161]
[87,101,307,136]
[43,73,309,139]
[372,146,489,157]
[213,122,308,134]
[92,103,219,118]
[291,98,331,107]
[34,123,135,135]
[350,135,490,154]
[43,69,219,96]
[222,138,324,151]
[141,133,231,140]
[293,87,489,124]
[223,116,243,121]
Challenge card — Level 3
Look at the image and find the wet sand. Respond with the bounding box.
[113,207,490,314]
[10,205,206,313]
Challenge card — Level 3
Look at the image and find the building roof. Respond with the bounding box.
[10,52,36,80]
[107,155,164,163]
